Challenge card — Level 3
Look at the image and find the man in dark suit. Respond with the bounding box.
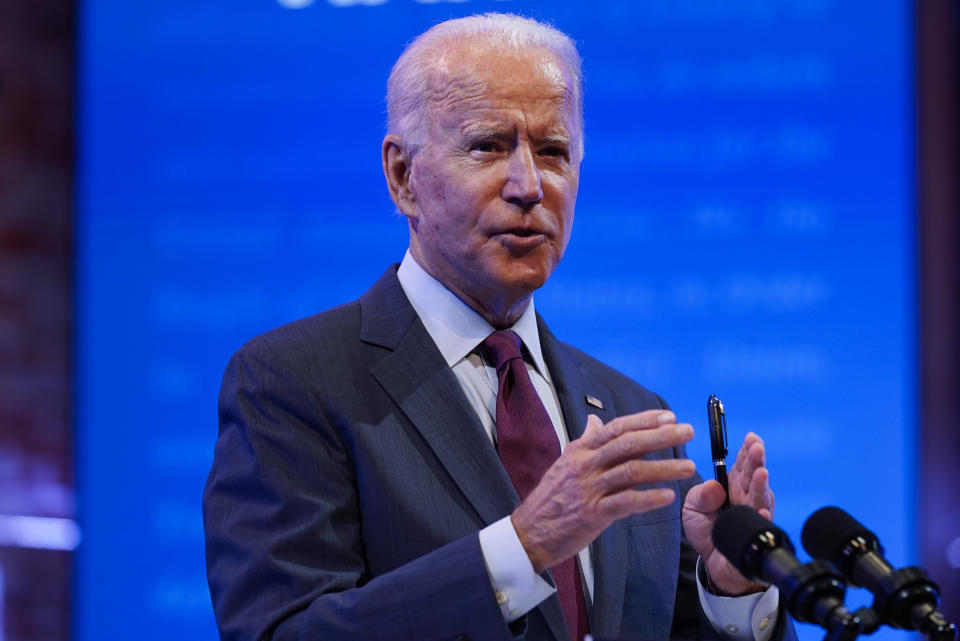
[203,13,787,641]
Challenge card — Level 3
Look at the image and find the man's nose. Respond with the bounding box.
[502,144,543,207]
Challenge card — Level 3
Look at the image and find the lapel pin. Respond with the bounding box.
[585,395,604,410]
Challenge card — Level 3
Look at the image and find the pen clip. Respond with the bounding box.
[717,401,727,456]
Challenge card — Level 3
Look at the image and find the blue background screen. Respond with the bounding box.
[77,2,915,639]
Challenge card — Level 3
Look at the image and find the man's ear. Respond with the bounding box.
[382,134,417,219]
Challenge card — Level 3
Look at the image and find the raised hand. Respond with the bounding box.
[511,409,696,573]
[682,432,776,595]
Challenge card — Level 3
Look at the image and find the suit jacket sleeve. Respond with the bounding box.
[203,337,512,641]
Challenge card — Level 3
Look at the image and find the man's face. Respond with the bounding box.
[400,46,582,324]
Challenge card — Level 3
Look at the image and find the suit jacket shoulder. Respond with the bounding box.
[545,334,670,411]
[206,267,520,641]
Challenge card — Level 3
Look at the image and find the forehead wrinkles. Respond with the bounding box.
[423,55,577,138]
[423,58,488,110]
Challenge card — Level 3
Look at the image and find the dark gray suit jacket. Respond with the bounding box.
[203,266,780,641]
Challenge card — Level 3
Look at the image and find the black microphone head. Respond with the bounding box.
[713,505,794,578]
[802,506,882,562]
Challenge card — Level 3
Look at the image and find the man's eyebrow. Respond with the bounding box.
[460,125,572,145]
[539,133,572,147]
[460,124,509,140]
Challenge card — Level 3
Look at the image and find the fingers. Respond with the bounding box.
[598,457,695,495]
[574,410,696,500]
[727,432,775,518]
[746,467,775,518]
[732,432,761,469]
[596,487,676,521]
[581,410,677,448]
[581,411,694,471]
[732,432,765,497]
[592,422,694,469]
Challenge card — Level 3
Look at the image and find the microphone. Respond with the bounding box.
[713,505,861,637]
[802,506,958,641]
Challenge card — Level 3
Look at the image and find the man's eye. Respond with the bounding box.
[471,142,499,153]
[540,146,568,158]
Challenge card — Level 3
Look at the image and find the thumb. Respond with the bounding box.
[684,479,727,514]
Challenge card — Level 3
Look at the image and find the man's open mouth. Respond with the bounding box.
[503,228,541,237]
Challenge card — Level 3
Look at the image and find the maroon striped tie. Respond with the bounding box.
[482,330,589,641]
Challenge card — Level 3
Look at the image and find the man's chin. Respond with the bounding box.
[493,267,553,300]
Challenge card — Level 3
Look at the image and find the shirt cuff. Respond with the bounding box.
[478,516,556,622]
[697,557,781,641]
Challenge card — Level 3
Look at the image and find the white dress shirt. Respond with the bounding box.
[396,251,779,641]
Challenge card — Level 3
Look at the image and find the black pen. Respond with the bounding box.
[707,394,730,509]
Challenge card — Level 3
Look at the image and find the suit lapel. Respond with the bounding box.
[361,268,519,527]
[538,318,630,639]
[360,270,637,641]
[537,317,616,442]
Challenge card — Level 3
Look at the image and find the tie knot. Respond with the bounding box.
[481,330,523,370]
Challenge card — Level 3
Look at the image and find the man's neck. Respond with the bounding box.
[397,251,550,378]
[407,252,533,328]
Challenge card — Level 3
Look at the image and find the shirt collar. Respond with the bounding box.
[396,250,551,381]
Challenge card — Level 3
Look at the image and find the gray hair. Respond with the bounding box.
[386,13,584,155]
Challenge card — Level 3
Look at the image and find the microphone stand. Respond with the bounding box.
[811,564,958,641]
[802,507,959,641]
[862,565,958,641]
[761,557,863,641]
